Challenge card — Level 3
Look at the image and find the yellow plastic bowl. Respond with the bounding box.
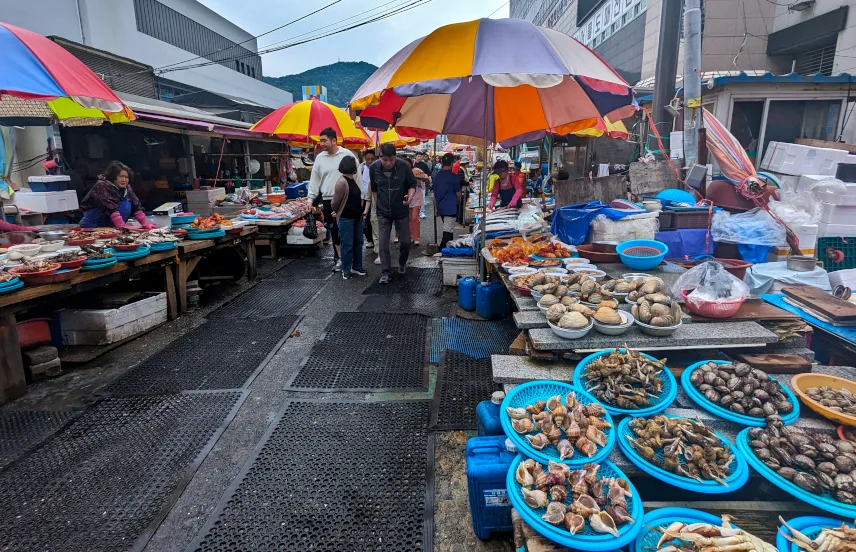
[791,373,856,427]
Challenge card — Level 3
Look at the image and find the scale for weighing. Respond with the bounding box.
[153,202,183,228]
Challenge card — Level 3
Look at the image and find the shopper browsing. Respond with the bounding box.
[330,156,367,280]
[370,143,417,284]
[433,153,461,251]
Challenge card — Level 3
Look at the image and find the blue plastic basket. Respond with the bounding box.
[617,239,668,270]
[776,516,846,552]
[0,276,22,289]
[635,507,735,552]
[81,255,117,266]
[149,242,177,252]
[500,381,615,467]
[507,455,643,551]
[0,279,24,294]
[187,229,226,240]
[170,215,196,225]
[80,258,117,271]
[616,415,749,493]
[736,429,856,517]
[114,246,151,261]
[681,360,800,426]
[240,214,260,220]
[573,349,678,416]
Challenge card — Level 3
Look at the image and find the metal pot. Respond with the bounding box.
[786,255,817,272]
[39,230,68,241]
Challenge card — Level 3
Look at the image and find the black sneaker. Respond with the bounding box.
[397,265,407,275]
[342,272,351,280]
[379,273,391,285]
[351,268,367,276]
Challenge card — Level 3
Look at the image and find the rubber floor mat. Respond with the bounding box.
[0,410,78,468]
[0,391,245,552]
[359,294,452,317]
[429,318,519,363]
[189,400,432,552]
[286,312,428,392]
[363,268,443,296]
[430,351,500,430]
[266,255,334,280]
[208,280,324,319]
[106,316,300,395]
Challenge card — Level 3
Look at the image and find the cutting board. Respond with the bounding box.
[689,301,800,322]
[736,353,812,373]
[783,286,856,322]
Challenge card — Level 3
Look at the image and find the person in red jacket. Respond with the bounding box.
[489,161,526,210]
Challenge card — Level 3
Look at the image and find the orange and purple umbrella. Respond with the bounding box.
[0,22,134,125]
[250,98,370,147]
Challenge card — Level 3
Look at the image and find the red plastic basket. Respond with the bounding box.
[680,288,745,318]
[9,262,61,279]
[57,257,87,269]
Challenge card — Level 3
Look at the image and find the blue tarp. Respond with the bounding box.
[656,228,714,259]
[550,201,641,245]
[441,247,474,257]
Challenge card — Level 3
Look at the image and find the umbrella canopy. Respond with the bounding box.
[368,127,421,149]
[571,117,629,139]
[351,18,635,146]
[251,98,370,147]
[0,22,135,126]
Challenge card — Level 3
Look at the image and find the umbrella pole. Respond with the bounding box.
[479,83,489,283]
[433,138,438,246]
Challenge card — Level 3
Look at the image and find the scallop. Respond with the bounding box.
[558,311,589,329]
[593,307,622,325]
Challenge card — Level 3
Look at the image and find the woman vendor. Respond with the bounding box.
[488,160,525,210]
[80,161,157,229]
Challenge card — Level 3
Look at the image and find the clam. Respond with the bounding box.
[580,279,598,296]
[555,285,569,297]
[615,281,630,293]
[539,294,559,308]
[649,303,671,318]
[568,304,593,317]
[650,315,674,327]
[646,293,671,305]
[546,304,567,323]
[560,295,577,307]
[558,311,589,329]
[593,307,622,325]
[600,299,620,309]
[587,292,603,304]
[640,277,665,295]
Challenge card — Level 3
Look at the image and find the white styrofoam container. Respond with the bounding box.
[28,175,70,183]
[769,223,817,260]
[818,221,856,237]
[442,257,479,286]
[286,227,326,245]
[12,190,79,213]
[829,268,856,290]
[60,293,167,345]
[766,173,800,192]
[795,174,832,194]
[817,189,856,205]
[761,142,847,176]
[819,202,856,224]
[669,131,683,159]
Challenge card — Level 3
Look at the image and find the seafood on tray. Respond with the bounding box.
[602,278,632,295]
[0,271,17,282]
[134,228,179,244]
[631,289,683,327]
[804,386,856,416]
[653,514,775,552]
[491,237,539,264]
[689,362,793,418]
[507,392,611,459]
[192,213,232,229]
[530,259,563,267]
[626,415,734,484]
[535,242,573,258]
[576,274,619,308]
[517,460,634,536]
[81,244,114,259]
[54,251,86,262]
[778,516,856,552]
[626,277,666,302]
[69,227,118,240]
[581,348,666,409]
[12,260,58,273]
[749,416,856,504]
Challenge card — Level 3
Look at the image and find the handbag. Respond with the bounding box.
[302,212,318,239]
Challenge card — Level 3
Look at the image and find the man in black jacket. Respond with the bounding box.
[371,143,417,284]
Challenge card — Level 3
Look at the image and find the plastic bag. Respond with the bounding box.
[767,191,812,228]
[710,208,786,246]
[672,261,749,309]
[302,213,318,239]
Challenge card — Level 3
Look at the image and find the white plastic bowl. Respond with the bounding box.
[39,241,64,252]
[502,261,530,272]
[509,273,533,287]
[601,284,629,302]
[573,268,606,281]
[634,318,682,336]
[507,267,537,276]
[592,310,635,335]
[540,267,568,276]
[9,244,41,255]
[547,317,593,339]
[564,258,593,266]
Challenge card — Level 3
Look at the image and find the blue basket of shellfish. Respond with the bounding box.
[634,507,739,552]
[736,428,856,518]
[681,360,800,427]
[573,348,677,417]
[776,516,849,552]
[500,381,616,467]
[507,454,644,551]
[616,414,749,494]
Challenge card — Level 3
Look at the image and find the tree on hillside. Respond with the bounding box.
[264,61,378,107]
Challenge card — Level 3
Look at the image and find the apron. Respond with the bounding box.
[80,194,132,228]
[498,177,523,208]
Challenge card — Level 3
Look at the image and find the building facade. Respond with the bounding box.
[0,0,292,110]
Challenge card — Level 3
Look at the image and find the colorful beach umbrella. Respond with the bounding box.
[363,127,422,149]
[250,98,370,147]
[0,22,135,126]
[571,117,630,139]
[351,18,635,147]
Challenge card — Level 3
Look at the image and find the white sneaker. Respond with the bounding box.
[374,257,381,265]
[366,242,374,249]
[332,260,342,272]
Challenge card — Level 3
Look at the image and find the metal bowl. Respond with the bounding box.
[786,255,816,272]
[39,230,68,241]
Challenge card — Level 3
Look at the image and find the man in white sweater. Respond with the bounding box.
[308,127,356,272]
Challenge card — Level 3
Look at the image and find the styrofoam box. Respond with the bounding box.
[669,131,683,159]
[795,174,832,194]
[818,221,856,237]
[761,142,847,176]
[829,268,856,290]
[767,172,800,192]
[60,292,167,345]
[28,175,70,183]
[817,189,856,205]
[819,202,856,224]
[11,190,78,213]
[442,257,479,286]
[286,227,326,245]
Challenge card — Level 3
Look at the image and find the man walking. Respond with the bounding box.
[360,149,378,252]
[371,143,416,284]
[308,127,356,272]
[433,153,461,251]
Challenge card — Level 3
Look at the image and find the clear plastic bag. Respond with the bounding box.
[672,261,749,316]
[710,208,786,246]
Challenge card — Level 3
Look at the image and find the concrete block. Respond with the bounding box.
[23,345,58,366]
[29,357,61,379]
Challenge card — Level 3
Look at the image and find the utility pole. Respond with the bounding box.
[683,0,702,166]
[647,0,683,159]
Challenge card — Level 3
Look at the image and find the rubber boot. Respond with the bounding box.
[440,231,453,251]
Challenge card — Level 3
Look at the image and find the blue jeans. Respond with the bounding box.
[337,216,364,274]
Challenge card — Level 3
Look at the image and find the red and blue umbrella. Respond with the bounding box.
[0,22,134,126]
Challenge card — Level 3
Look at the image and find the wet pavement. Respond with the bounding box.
[0,200,515,552]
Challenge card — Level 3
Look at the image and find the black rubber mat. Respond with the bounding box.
[106,316,300,395]
[0,391,245,552]
[430,351,500,430]
[0,410,78,468]
[189,400,433,552]
[266,255,334,280]
[286,312,428,392]
[429,317,519,363]
[359,294,452,317]
[363,267,443,296]
[208,279,324,319]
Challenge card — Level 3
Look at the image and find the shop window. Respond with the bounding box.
[761,99,841,162]
[729,101,764,164]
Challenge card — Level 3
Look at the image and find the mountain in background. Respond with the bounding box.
[264,61,379,107]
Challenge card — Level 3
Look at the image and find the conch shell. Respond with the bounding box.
[586,425,609,447]
[546,395,563,410]
[593,307,622,325]
[512,418,533,434]
[538,294,559,308]
[527,433,550,450]
[506,407,529,419]
[576,435,597,457]
[541,501,567,525]
[570,494,600,517]
[516,462,535,487]
[590,511,620,537]
[546,303,567,323]
[557,439,574,460]
[564,512,585,534]
[558,312,589,329]
[522,487,549,509]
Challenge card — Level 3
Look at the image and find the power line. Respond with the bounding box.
[487,1,509,18]
[158,0,435,75]
[154,0,345,72]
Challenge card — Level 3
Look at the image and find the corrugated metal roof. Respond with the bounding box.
[635,71,853,90]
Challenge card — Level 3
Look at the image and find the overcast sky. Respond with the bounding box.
[197,0,510,76]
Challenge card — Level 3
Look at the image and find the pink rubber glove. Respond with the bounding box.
[109,211,127,229]
[133,211,157,229]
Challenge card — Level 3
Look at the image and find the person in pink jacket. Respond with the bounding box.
[79,161,157,229]
[489,160,525,210]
